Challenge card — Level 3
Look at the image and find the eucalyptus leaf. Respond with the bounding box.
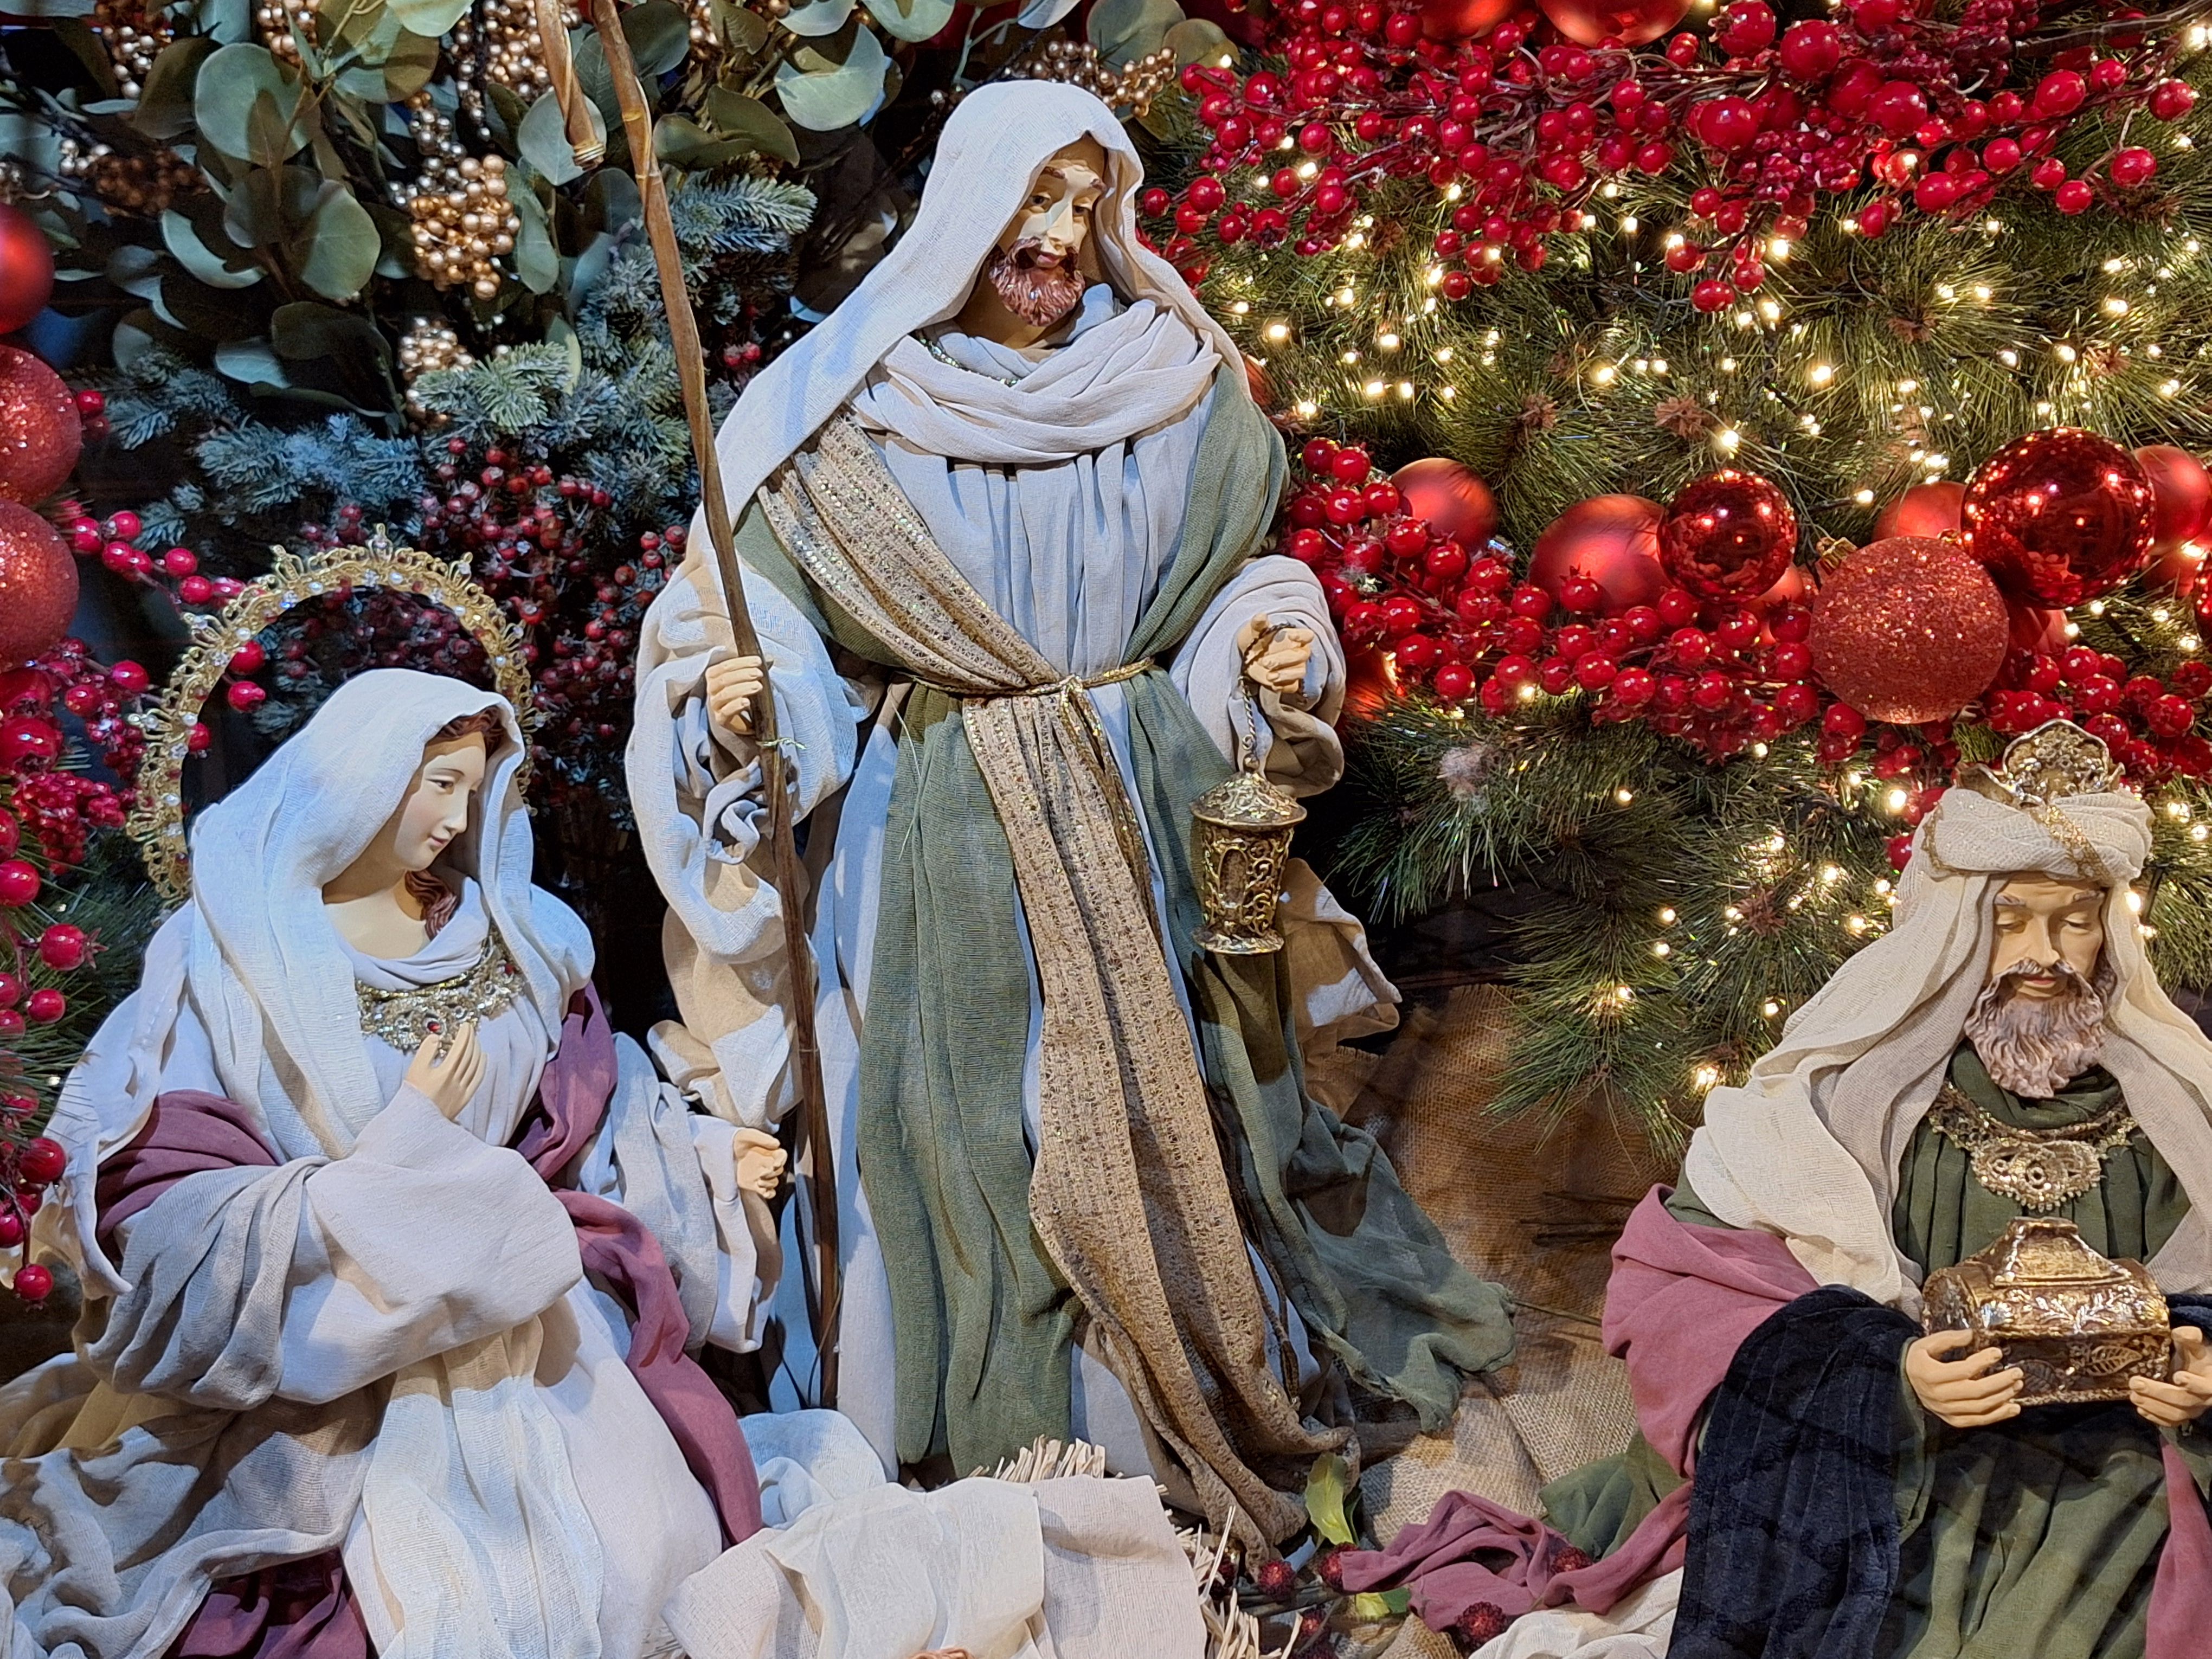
[710,0,771,52]
[107,245,164,303]
[161,208,263,288]
[1014,0,1079,24]
[1086,0,1182,66]
[53,19,118,95]
[132,37,217,140]
[297,183,380,301]
[370,27,440,99]
[860,0,953,43]
[4,0,97,17]
[202,0,251,42]
[774,25,889,133]
[518,89,604,187]
[270,300,392,372]
[113,314,158,371]
[162,271,265,340]
[778,0,856,38]
[221,165,286,247]
[194,43,314,166]
[546,315,584,389]
[385,0,470,35]
[621,0,690,76]
[365,201,415,279]
[509,181,558,294]
[1163,15,1230,66]
[705,89,798,165]
[215,337,290,387]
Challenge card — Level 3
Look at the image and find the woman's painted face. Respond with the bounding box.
[381,732,488,873]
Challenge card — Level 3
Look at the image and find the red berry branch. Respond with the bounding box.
[1149,0,2204,310]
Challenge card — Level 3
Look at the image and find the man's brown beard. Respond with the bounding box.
[1963,959,2113,1098]
[985,237,1088,330]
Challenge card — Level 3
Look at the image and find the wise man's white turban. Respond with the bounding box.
[1683,726,2212,1308]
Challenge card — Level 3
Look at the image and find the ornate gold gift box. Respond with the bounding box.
[1921,1217,2172,1407]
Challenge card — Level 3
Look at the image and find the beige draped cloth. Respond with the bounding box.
[757,413,1336,1539]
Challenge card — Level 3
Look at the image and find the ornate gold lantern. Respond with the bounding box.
[1192,633,1306,955]
[1921,1216,2173,1407]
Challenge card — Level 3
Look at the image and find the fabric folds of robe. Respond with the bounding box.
[740,374,1509,1538]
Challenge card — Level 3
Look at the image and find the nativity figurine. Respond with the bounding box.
[627,78,1513,1540]
[0,668,781,1659]
[1335,719,2212,1659]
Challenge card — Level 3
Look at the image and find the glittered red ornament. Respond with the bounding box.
[1536,0,1687,46]
[0,501,76,668]
[1809,537,2010,723]
[1392,458,1497,550]
[1529,496,1669,615]
[1417,0,1517,38]
[0,346,82,506]
[1963,429,2155,607]
[2133,445,2211,554]
[1659,470,1799,599]
[0,203,54,335]
[1873,481,1966,542]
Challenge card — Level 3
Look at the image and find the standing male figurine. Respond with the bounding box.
[629,79,1511,1539]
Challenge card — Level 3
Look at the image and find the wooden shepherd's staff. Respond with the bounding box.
[536,0,841,1404]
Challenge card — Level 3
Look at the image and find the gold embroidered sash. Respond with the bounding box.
[758,413,1329,1539]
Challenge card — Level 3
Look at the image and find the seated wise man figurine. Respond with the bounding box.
[627,77,1513,1541]
[1336,720,2212,1658]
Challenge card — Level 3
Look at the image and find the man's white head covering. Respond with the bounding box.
[703,79,1245,518]
[1683,724,2212,1308]
[56,670,591,1184]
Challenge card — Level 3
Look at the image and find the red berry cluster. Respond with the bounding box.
[62,503,245,613]
[0,1115,63,1303]
[1151,0,2199,311]
[1285,439,1829,761]
[1988,644,2212,782]
[0,643,147,868]
[413,441,675,802]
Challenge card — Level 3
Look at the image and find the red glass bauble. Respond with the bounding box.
[0,203,54,336]
[1418,0,1517,38]
[1392,458,1497,549]
[1963,428,2155,606]
[1808,536,2010,723]
[0,346,81,506]
[0,501,75,668]
[2133,445,2211,553]
[1529,495,1669,614]
[1658,468,1799,599]
[1873,481,1965,542]
[1537,0,1689,46]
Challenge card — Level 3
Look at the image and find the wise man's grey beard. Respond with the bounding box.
[985,237,1087,329]
[1963,959,2112,1098]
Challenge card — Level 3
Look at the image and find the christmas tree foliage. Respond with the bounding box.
[1137,0,2212,1142]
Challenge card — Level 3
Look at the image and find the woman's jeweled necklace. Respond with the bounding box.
[915,331,1021,388]
[1926,1081,2140,1211]
[355,927,524,1051]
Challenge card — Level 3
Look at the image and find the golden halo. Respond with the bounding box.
[126,532,536,905]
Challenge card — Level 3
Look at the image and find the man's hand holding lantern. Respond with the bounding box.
[706,654,767,736]
[1237,618,1315,698]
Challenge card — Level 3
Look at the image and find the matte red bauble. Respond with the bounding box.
[1659,469,1799,599]
[0,346,81,506]
[1538,0,1688,44]
[0,204,54,336]
[1529,495,1669,615]
[1808,536,2010,723]
[0,501,77,667]
[2150,541,2209,598]
[1418,0,1517,38]
[1963,429,2155,606]
[1392,457,1498,549]
[1873,481,1965,542]
[2133,445,2211,553]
